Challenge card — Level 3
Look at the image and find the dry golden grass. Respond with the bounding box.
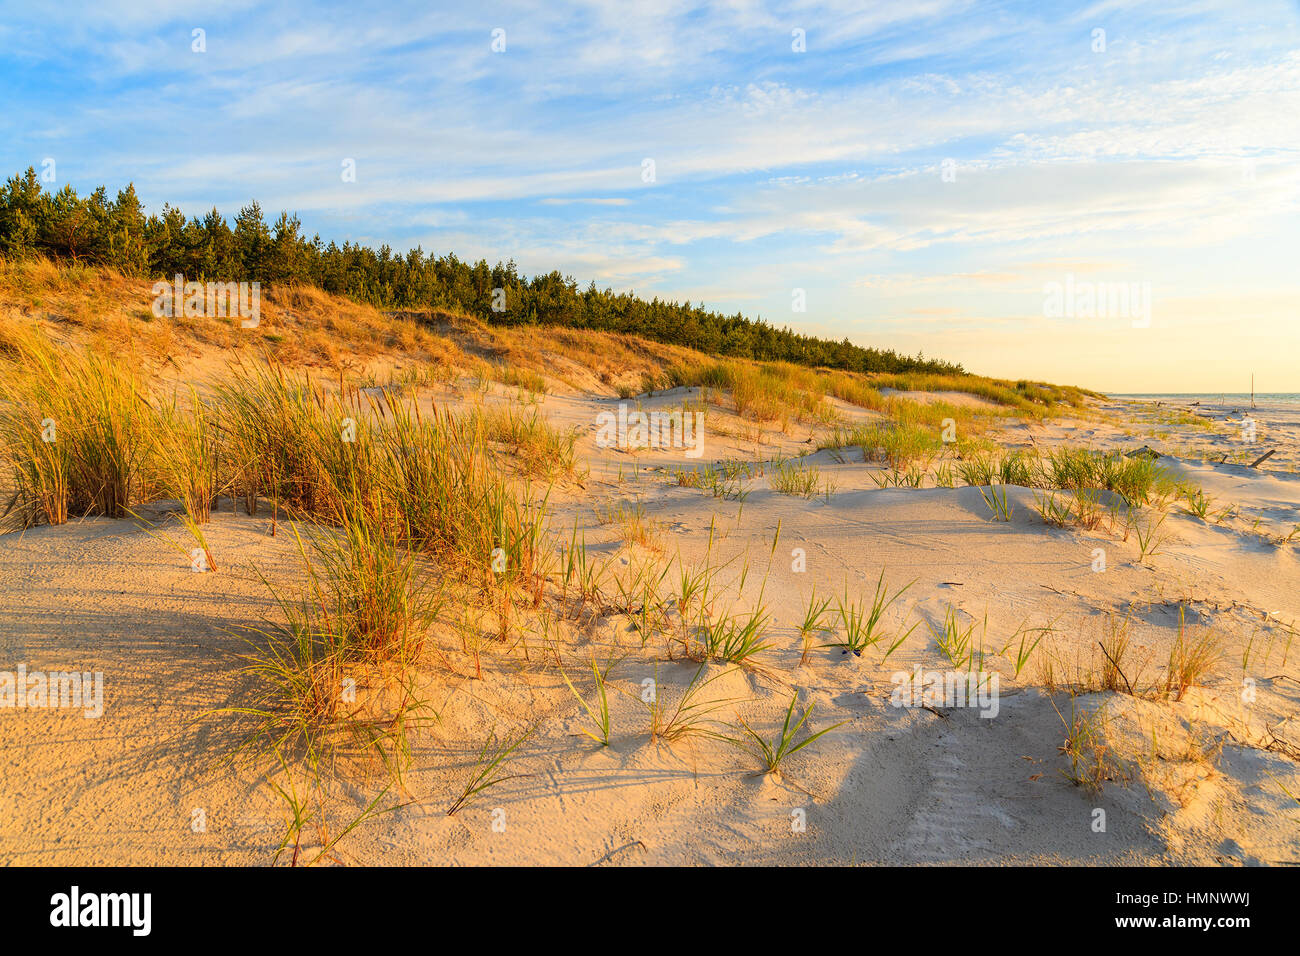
[0,258,468,375]
[2,256,1099,451]
[1,259,732,400]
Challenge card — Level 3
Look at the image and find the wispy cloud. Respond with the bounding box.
[1,0,1297,389]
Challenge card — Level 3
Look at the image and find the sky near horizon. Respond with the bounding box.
[1,1,1297,393]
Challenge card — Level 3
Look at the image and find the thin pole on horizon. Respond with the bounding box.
[1251,374,1256,409]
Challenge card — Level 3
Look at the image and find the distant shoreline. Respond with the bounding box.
[1113,393,1300,406]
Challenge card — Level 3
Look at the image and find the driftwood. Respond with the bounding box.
[1126,445,1160,461]
[1249,449,1276,468]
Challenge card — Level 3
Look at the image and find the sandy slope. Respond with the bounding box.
[1,390,1297,866]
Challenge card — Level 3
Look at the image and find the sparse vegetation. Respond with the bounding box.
[447,726,535,816]
[978,483,1014,521]
[1054,697,1129,794]
[560,654,616,747]
[642,663,734,744]
[797,590,833,666]
[725,694,845,776]
[930,607,984,669]
[770,458,835,499]
[833,570,915,657]
[1163,607,1221,701]
[1133,510,1168,562]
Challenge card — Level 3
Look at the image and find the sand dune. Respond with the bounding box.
[2,369,1296,866]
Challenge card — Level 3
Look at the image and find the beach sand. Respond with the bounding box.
[1,376,1297,867]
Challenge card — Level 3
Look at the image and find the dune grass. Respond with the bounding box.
[698,606,772,666]
[820,421,941,468]
[1054,697,1129,794]
[770,458,835,499]
[643,662,735,744]
[447,726,535,816]
[235,509,445,771]
[725,694,845,776]
[930,607,984,669]
[832,570,916,657]
[1163,608,1221,701]
[797,589,833,665]
[597,499,662,551]
[0,327,162,526]
[977,482,1014,521]
[0,330,587,787]
[560,654,616,747]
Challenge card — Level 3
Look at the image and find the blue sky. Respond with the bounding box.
[2,0,1298,391]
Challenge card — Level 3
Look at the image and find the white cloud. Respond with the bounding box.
[5,0,1299,387]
